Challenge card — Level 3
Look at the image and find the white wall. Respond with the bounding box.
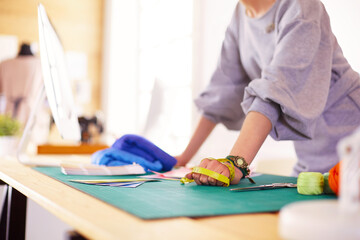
[321,0,360,73]
[101,0,140,141]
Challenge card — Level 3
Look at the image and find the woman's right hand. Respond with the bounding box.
[184,158,242,186]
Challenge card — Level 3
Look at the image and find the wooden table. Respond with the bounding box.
[0,156,281,240]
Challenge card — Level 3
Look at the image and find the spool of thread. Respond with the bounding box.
[323,172,334,194]
[328,162,340,195]
[297,172,324,195]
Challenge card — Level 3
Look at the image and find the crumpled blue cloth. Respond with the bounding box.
[111,134,177,171]
[91,134,177,171]
[91,148,163,172]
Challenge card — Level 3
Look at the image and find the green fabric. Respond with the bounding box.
[34,167,336,219]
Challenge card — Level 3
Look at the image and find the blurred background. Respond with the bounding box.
[0,0,359,239]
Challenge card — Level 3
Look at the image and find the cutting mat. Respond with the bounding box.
[34,167,336,219]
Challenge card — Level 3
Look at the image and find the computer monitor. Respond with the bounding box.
[17,3,81,164]
[37,3,81,141]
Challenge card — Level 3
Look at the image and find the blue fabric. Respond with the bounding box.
[91,134,177,171]
[91,148,163,172]
[112,134,177,171]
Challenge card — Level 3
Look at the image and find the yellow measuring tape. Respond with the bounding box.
[180,158,235,187]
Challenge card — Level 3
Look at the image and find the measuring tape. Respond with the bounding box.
[180,158,235,187]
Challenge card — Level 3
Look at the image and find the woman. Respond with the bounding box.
[177,0,360,186]
[0,43,42,123]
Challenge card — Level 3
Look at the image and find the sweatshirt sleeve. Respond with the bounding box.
[242,14,333,140]
[194,4,250,130]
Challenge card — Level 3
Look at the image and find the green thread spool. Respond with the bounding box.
[323,172,334,194]
[297,172,324,195]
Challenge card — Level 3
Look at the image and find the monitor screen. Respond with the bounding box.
[37,3,81,141]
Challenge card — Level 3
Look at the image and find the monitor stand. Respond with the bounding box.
[16,84,60,166]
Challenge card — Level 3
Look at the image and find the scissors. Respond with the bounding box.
[230,183,297,192]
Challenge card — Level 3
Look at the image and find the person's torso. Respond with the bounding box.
[0,56,42,97]
[236,0,355,88]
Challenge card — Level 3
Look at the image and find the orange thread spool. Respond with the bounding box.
[328,162,340,196]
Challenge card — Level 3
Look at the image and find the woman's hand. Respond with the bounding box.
[184,158,242,186]
[174,155,189,167]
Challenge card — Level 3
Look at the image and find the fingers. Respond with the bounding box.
[184,172,203,186]
[190,158,230,186]
[216,167,228,186]
[193,173,202,185]
[208,176,217,186]
[199,173,209,185]
[185,172,193,179]
[198,158,212,185]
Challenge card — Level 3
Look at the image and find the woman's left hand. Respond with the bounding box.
[184,158,242,186]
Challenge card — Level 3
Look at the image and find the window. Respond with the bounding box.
[102,0,193,155]
[138,0,193,154]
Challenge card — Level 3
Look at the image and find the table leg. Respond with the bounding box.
[1,184,27,240]
[0,181,8,240]
[66,230,88,240]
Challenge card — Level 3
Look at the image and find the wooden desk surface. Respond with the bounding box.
[0,156,281,240]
